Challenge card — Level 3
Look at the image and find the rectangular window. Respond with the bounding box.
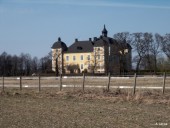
[80,55,83,60]
[100,63,103,69]
[101,63,104,68]
[73,56,76,61]
[66,56,69,61]
[88,64,90,69]
[57,49,61,52]
[87,55,90,60]
[97,63,100,68]
[98,55,100,60]
[81,64,83,69]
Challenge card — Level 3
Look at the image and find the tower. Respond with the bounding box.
[51,37,67,75]
[102,24,108,37]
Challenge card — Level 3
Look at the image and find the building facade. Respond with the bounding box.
[51,25,132,75]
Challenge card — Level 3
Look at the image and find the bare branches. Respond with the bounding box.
[113,32,132,44]
[0,52,52,76]
[162,34,170,59]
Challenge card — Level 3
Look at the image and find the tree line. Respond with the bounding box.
[0,32,170,76]
[0,52,52,76]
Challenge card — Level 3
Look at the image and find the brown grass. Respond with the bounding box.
[0,88,170,128]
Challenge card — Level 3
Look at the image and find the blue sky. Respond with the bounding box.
[0,0,170,58]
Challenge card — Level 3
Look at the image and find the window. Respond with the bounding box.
[87,55,90,60]
[57,49,61,52]
[80,55,83,60]
[100,63,104,69]
[97,63,100,68]
[66,56,69,61]
[77,46,83,50]
[73,56,76,61]
[109,46,110,55]
[81,64,83,69]
[88,64,91,69]
[98,55,100,60]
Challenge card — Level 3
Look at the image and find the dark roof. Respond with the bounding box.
[127,43,132,49]
[94,36,118,47]
[51,26,132,53]
[66,41,94,53]
[67,36,132,53]
[94,37,108,47]
[51,37,67,51]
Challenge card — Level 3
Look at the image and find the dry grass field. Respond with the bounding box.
[1,87,170,128]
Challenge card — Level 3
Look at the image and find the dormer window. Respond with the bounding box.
[77,46,83,50]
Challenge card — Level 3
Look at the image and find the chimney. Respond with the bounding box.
[58,37,61,41]
[89,38,92,41]
[93,37,97,41]
[75,38,78,42]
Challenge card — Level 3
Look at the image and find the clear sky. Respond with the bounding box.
[0,0,170,58]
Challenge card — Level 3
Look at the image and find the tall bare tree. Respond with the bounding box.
[87,47,105,74]
[40,52,52,74]
[131,33,147,72]
[162,33,170,59]
[150,33,162,73]
[1,52,8,76]
[143,33,153,71]
[32,57,39,74]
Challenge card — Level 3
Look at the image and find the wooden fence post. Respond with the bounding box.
[162,72,166,94]
[133,73,137,95]
[2,76,4,92]
[82,73,85,92]
[39,74,41,92]
[20,76,22,91]
[60,74,62,91]
[107,72,111,92]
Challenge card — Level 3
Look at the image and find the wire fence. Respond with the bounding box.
[1,73,170,94]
